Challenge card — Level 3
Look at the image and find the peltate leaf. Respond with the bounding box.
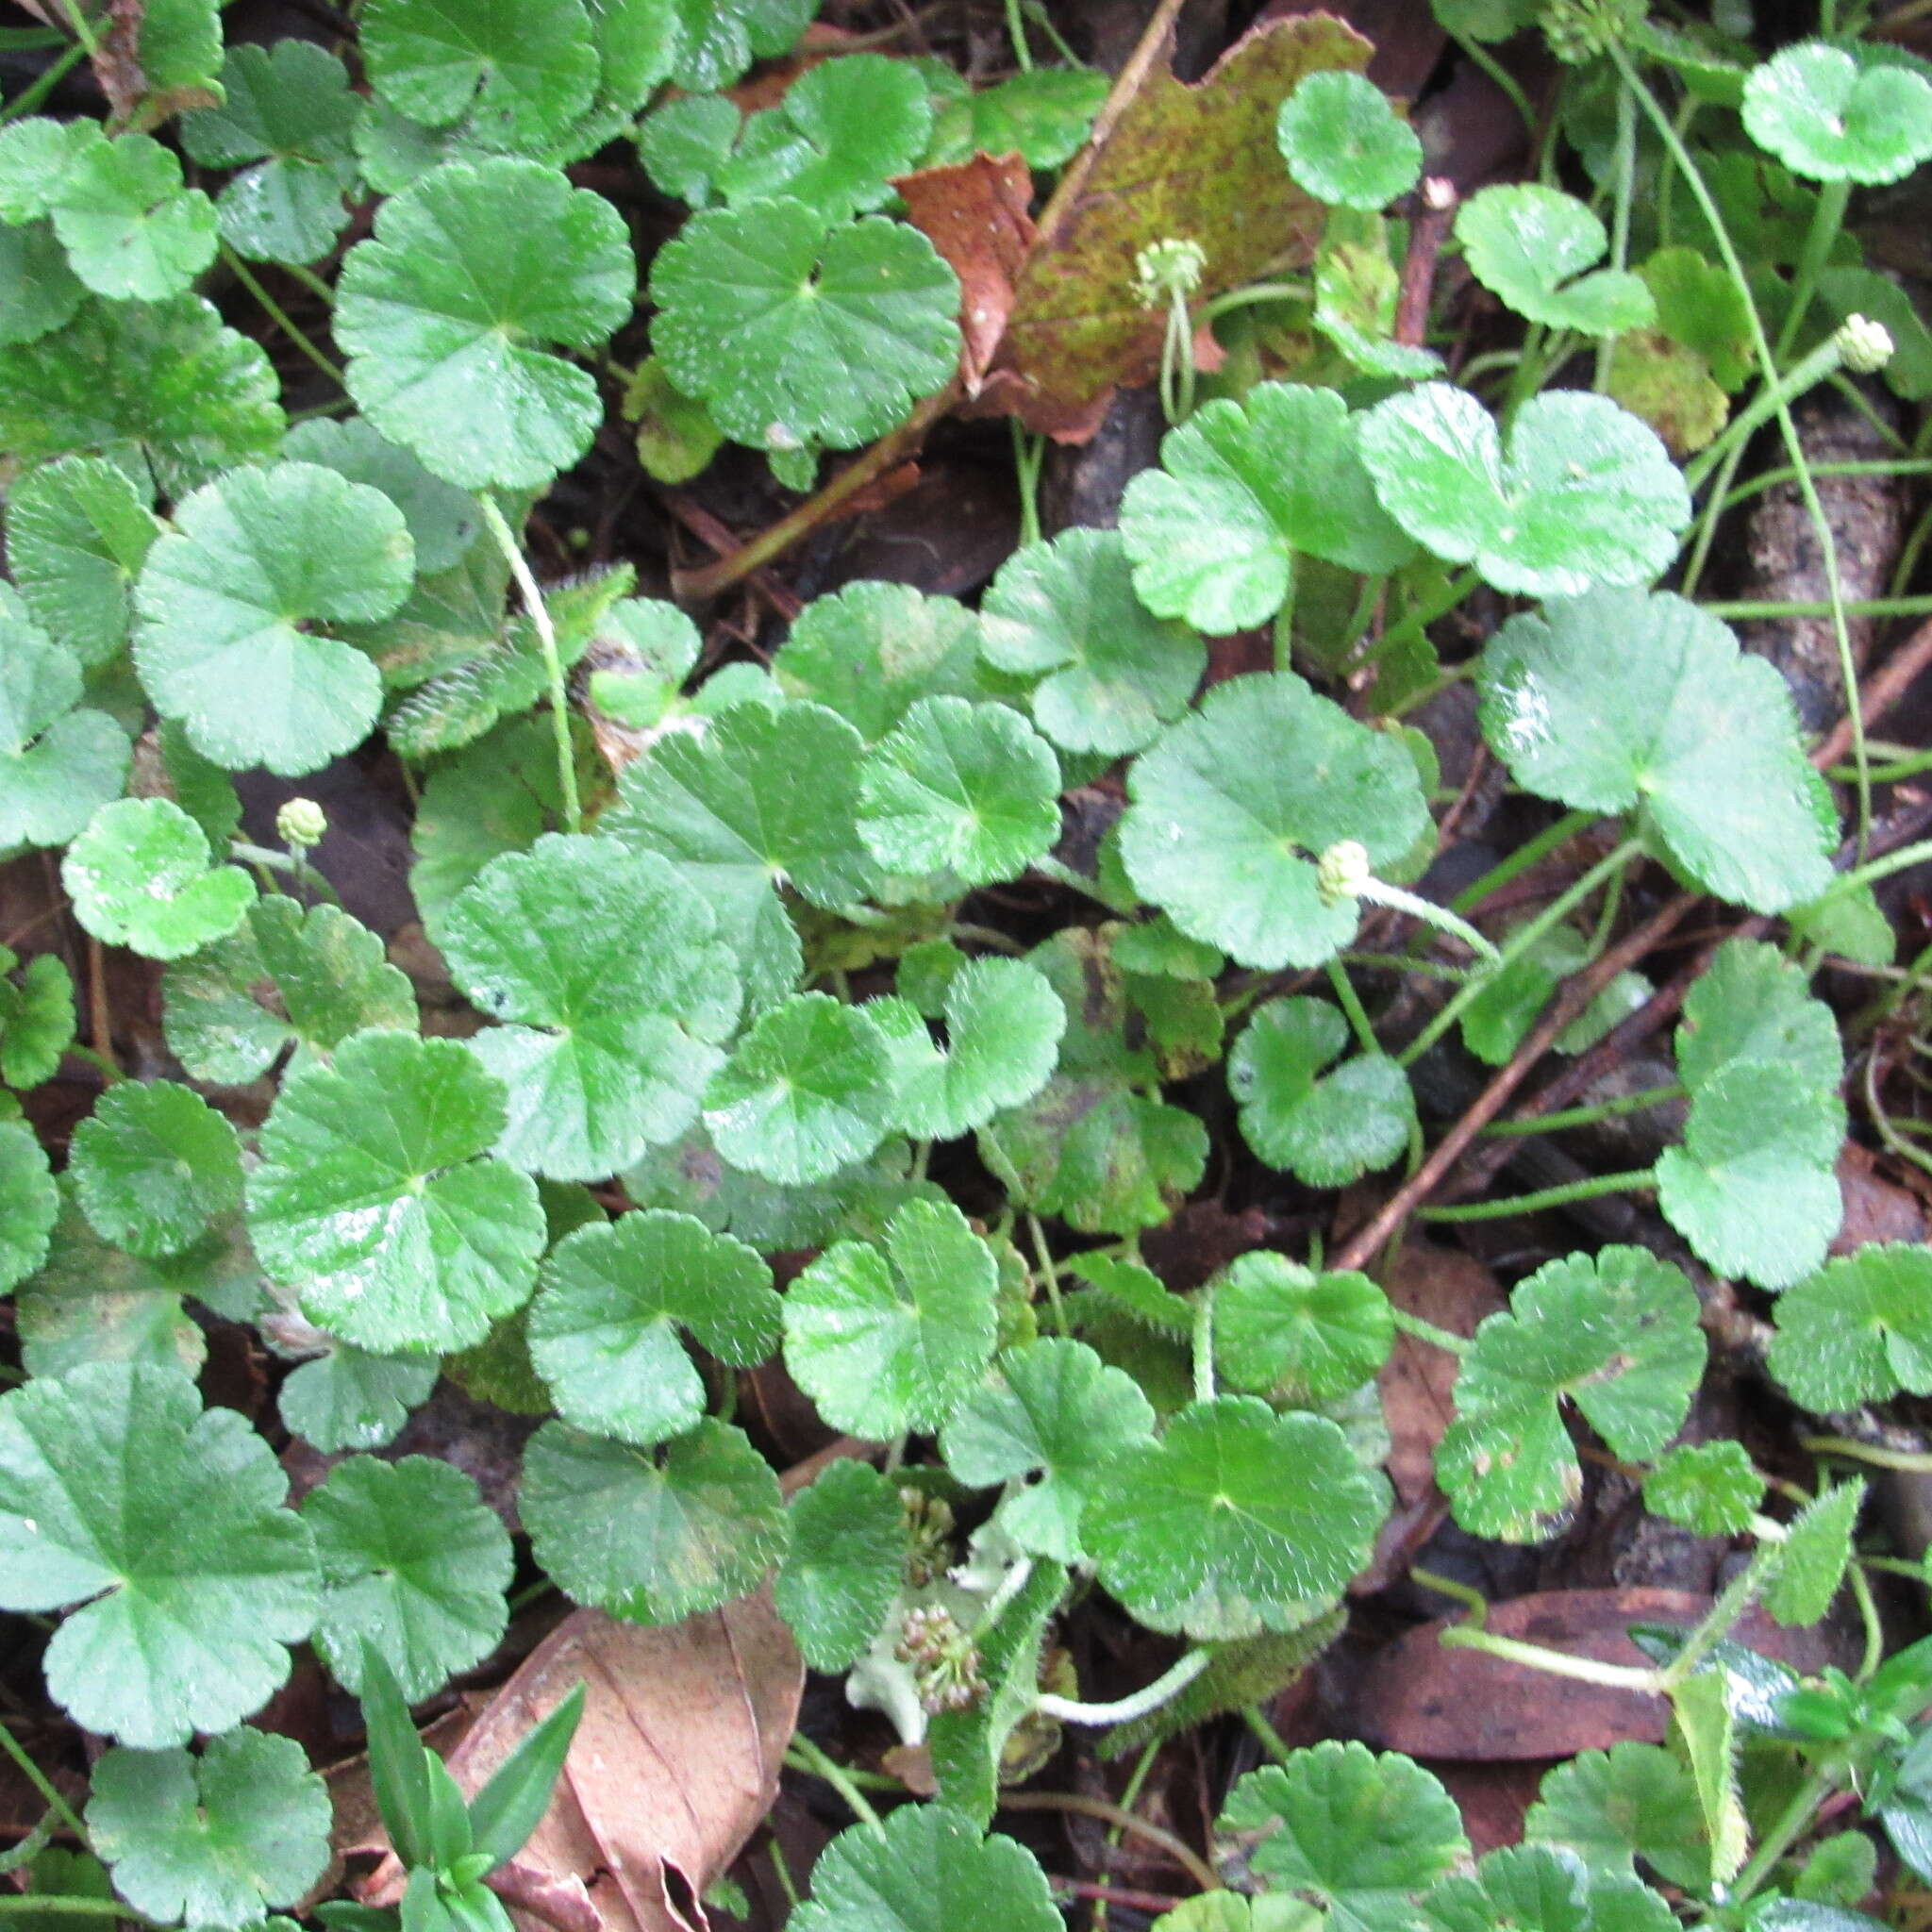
[0,597,128,847]
[47,134,217,302]
[1358,385,1690,597]
[61,798,256,961]
[1524,1743,1708,1889]
[668,0,814,92]
[520,1415,788,1624]
[774,1457,907,1671]
[1084,1395,1390,1640]
[0,1361,319,1747]
[69,1079,243,1260]
[276,1343,437,1454]
[336,158,635,489]
[134,461,413,778]
[0,950,75,1091]
[1275,71,1423,209]
[7,454,160,666]
[784,1196,999,1437]
[88,1728,330,1931]
[1456,186,1656,335]
[1478,591,1835,914]
[247,1028,546,1353]
[1214,1252,1393,1403]
[1644,1441,1765,1539]
[305,1454,512,1699]
[443,834,740,1179]
[1768,1244,1932,1409]
[0,1120,59,1293]
[1742,42,1932,185]
[789,1807,1061,1932]
[527,1209,778,1445]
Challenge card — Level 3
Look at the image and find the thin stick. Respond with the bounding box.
[1330,890,1701,1274]
[1815,613,1932,773]
[481,495,580,834]
[998,1790,1220,1894]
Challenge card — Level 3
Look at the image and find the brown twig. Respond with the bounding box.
[1331,889,1702,1274]
[1395,176,1457,348]
[1815,612,1932,772]
[670,378,960,603]
[1050,1879,1188,1914]
[997,1790,1218,1894]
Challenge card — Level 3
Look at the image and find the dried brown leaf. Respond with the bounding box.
[362,1600,803,1932]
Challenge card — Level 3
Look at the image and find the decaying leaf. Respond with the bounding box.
[968,14,1371,436]
[361,1599,802,1932]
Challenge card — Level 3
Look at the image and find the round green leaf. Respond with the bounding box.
[89,1728,330,1930]
[1119,384,1413,635]
[1456,186,1657,335]
[784,1195,999,1436]
[650,196,960,452]
[521,1415,788,1624]
[0,598,128,847]
[1655,1062,1842,1291]
[69,1079,243,1261]
[979,527,1207,756]
[1220,1743,1469,1926]
[0,950,75,1091]
[1743,42,1932,185]
[284,416,482,575]
[61,798,257,961]
[528,1210,779,1446]
[0,222,83,346]
[1438,1247,1706,1542]
[858,697,1060,886]
[0,1361,320,1747]
[1228,997,1416,1188]
[1214,1252,1393,1403]
[178,42,360,264]
[1119,674,1431,971]
[305,1454,512,1699]
[361,0,598,146]
[924,66,1109,171]
[442,834,740,1180]
[337,158,634,489]
[162,894,417,1087]
[703,991,896,1185]
[774,580,993,742]
[7,453,161,666]
[939,1337,1157,1561]
[1769,1243,1932,1411]
[1424,1841,1677,1932]
[774,1457,906,1672]
[1674,937,1841,1096]
[49,134,217,301]
[605,698,876,1012]
[718,54,933,217]
[791,1807,1061,1932]
[1644,1441,1765,1539]
[636,92,740,206]
[0,118,96,221]
[1275,71,1423,209]
[883,956,1066,1141]
[1479,591,1834,914]
[0,1118,58,1293]
[247,1028,546,1353]
[669,0,814,92]
[135,461,412,778]
[1084,1395,1389,1640]
[0,294,285,497]
[1524,1742,1709,1889]
[1358,384,1690,597]
[277,1343,438,1454]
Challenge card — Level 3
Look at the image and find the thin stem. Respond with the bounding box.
[1374,566,1480,670]
[1035,1649,1212,1727]
[0,39,88,123]
[219,246,344,386]
[1480,1083,1684,1136]
[1802,1433,1932,1473]
[1730,1769,1836,1906]
[1438,1625,1661,1692]
[1324,959,1378,1056]
[1409,1566,1489,1621]
[1449,809,1595,914]
[1592,77,1638,393]
[481,495,580,834]
[1448,29,1536,135]
[227,841,342,906]
[1025,1211,1067,1335]
[1010,419,1043,549]
[1242,1706,1295,1766]
[1775,179,1852,364]
[785,1735,886,1837]
[1657,1541,1782,1690]
[1191,1284,1216,1404]
[0,1723,88,1846]
[1615,44,1873,847]
[1849,1558,1886,1682]
[1417,1166,1655,1224]
[997,1792,1219,1895]
[1704,593,1932,620]
[62,1041,124,1085]
[1399,840,1644,1068]
[1722,458,1932,510]
[1004,0,1034,70]
[1196,280,1313,325]
[1356,878,1500,963]
[0,1901,151,1922]
[1818,836,1932,902]
[1390,1306,1470,1357]
[281,260,337,307]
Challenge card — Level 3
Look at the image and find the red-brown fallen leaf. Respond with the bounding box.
[361,1598,802,1932]
[985,13,1371,436]
[1833,1141,1927,1253]
[1346,1589,1835,1761]
[1377,1237,1507,1507]
[894,154,1038,398]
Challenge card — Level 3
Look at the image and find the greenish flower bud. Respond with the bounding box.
[1134,237,1207,310]
[1316,838,1373,908]
[276,797,327,850]
[1540,0,1645,64]
[1837,314,1894,375]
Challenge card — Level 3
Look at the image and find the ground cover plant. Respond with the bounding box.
[7,1,1932,1930]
